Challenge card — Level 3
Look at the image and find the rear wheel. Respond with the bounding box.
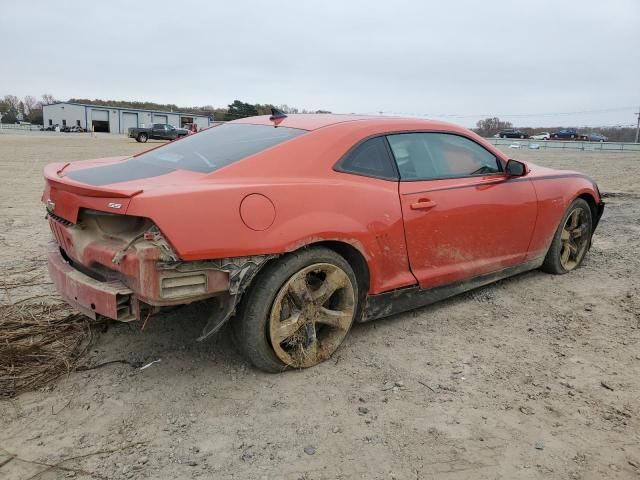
[234,247,358,372]
[137,133,148,143]
[542,198,593,274]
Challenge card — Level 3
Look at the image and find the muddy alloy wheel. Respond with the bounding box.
[269,263,355,368]
[542,198,593,275]
[559,207,590,271]
[233,247,359,372]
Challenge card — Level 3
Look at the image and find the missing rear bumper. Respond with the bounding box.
[48,244,135,321]
[48,242,275,339]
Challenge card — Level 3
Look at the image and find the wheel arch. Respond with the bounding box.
[306,240,371,298]
[258,239,371,297]
[576,192,599,225]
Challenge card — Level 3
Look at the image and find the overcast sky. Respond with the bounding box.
[2,0,639,127]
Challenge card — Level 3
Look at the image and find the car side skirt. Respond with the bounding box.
[360,257,544,322]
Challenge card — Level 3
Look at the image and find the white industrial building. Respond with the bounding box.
[43,102,212,134]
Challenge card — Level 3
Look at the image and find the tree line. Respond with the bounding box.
[66,98,331,121]
[0,94,56,125]
[0,95,331,124]
[0,95,634,142]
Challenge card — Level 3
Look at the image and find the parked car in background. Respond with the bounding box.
[43,113,604,371]
[584,133,608,142]
[498,128,528,139]
[128,123,188,143]
[531,132,550,140]
[551,129,579,140]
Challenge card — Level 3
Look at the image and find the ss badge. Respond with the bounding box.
[107,202,122,209]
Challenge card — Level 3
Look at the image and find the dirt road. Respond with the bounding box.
[1,133,638,479]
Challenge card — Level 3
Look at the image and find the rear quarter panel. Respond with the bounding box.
[126,174,416,294]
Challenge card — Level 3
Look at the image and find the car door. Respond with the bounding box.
[151,124,166,139]
[387,132,537,290]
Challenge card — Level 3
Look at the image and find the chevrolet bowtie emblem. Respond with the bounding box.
[45,199,56,214]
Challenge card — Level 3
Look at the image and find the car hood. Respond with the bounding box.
[525,161,584,180]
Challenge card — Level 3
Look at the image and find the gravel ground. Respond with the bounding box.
[0,132,638,479]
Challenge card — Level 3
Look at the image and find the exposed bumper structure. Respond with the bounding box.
[48,244,134,321]
[47,226,274,340]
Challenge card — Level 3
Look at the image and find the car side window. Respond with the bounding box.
[387,132,501,181]
[337,136,398,180]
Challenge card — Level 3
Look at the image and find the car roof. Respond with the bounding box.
[230,113,461,132]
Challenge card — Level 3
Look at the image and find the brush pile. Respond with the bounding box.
[0,302,92,397]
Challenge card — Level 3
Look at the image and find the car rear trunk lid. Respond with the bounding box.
[43,160,143,223]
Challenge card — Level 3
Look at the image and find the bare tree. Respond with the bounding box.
[475,117,513,137]
[3,95,20,110]
[41,93,56,105]
[23,95,38,114]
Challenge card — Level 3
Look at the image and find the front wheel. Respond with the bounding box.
[233,247,358,372]
[541,198,593,274]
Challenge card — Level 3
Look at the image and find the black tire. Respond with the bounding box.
[233,246,359,372]
[541,198,593,274]
[137,133,148,143]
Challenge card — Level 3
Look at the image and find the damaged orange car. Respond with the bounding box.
[43,112,604,371]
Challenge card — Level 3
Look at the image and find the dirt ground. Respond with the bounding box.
[0,132,638,480]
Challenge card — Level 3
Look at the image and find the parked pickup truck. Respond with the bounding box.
[128,124,188,143]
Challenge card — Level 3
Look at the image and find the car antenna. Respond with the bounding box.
[269,108,287,123]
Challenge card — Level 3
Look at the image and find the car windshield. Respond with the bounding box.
[135,123,306,173]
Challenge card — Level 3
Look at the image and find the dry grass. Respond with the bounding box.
[0,302,93,397]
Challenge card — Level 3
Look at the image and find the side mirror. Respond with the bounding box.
[505,159,527,177]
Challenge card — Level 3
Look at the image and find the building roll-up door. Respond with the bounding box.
[153,114,168,125]
[91,109,110,132]
[122,113,138,133]
[91,110,109,121]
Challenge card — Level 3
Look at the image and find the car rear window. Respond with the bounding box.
[65,123,307,186]
[134,123,306,173]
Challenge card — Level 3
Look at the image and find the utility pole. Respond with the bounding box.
[635,105,640,144]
